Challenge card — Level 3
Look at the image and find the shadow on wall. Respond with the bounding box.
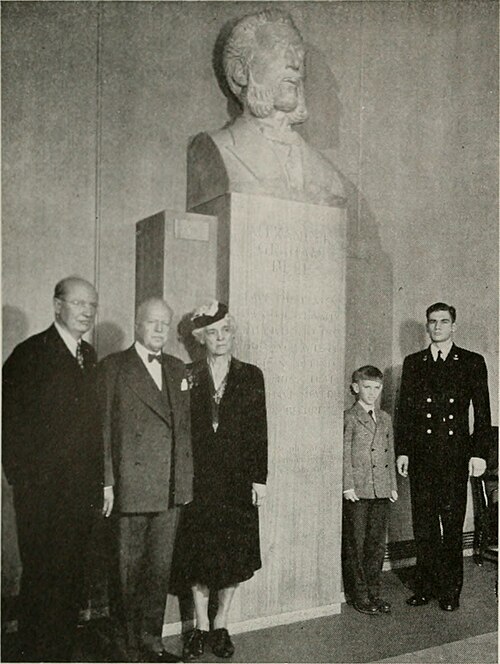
[2,305,29,362]
[386,319,427,542]
[1,306,27,600]
[177,312,206,364]
[95,321,126,360]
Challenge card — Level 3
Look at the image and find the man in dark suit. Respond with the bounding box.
[2,276,109,662]
[396,302,491,611]
[100,297,193,662]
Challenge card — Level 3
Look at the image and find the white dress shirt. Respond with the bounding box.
[358,399,377,422]
[430,339,453,361]
[135,341,162,390]
[54,320,79,357]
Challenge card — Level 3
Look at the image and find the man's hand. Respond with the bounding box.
[390,490,398,503]
[469,457,487,477]
[102,486,114,517]
[343,489,359,502]
[252,483,266,507]
[397,455,409,477]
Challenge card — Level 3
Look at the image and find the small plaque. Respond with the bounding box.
[174,217,210,242]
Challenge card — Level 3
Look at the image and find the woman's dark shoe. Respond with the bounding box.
[182,629,209,661]
[211,628,235,658]
[406,594,430,606]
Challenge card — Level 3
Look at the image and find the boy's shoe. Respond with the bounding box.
[353,599,379,615]
[370,597,391,613]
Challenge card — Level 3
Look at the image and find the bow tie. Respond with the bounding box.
[148,353,162,364]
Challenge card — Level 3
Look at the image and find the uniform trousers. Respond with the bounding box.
[110,509,179,654]
[410,466,468,598]
[342,498,389,603]
[14,483,94,662]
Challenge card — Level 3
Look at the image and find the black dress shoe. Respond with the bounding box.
[182,629,209,661]
[353,599,379,615]
[211,628,235,658]
[371,597,392,613]
[439,596,459,611]
[406,594,430,606]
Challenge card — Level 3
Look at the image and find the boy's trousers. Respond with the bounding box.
[342,498,390,602]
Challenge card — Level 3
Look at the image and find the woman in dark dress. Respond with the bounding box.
[180,302,268,660]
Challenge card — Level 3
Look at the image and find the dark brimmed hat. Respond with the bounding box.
[191,301,228,330]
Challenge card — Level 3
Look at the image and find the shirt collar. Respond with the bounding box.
[430,339,453,361]
[54,321,79,357]
[357,400,377,415]
[134,340,161,364]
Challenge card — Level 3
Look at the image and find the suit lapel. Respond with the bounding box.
[163,356,181,424]
[353,401,376,434]
[121,347,170,423]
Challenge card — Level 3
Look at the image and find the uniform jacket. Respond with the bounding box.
[2,324,103,507]
[99,346,193,512]
[343,401,397,499]
[396,344,491,465]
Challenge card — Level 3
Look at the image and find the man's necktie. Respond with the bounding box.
[148,353,162,364]
[368,409,375,422]
[437,350,444,363]
[76,342,84,370]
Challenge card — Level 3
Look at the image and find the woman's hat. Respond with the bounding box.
[191,301,228,330]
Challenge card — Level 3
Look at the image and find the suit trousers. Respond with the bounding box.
[110,509,179,653]
[13,483,94,662]
[342,498,389,603]
[410,469,468,598]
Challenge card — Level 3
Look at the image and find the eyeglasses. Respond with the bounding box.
[57,298,98,311]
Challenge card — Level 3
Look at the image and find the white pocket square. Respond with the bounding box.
[181,378,189,391]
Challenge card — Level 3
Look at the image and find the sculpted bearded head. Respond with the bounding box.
[222,10,308,125]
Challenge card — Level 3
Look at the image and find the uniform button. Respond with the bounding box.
[449,415,454,419]
[372,465,376,468]
[449,398,454,403]
[426,398,432,403]
[385,448,388,452]
[385,464,388,468]
[372,448,375,452]
[426,413,431,418]
[449,430,454,435]
[427,429,432,434]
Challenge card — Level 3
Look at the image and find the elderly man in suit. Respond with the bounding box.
[100,297,192,662]
[2,276,108,662]
[397,302,491,611]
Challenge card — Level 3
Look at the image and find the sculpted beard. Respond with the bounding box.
[245,70,308,124]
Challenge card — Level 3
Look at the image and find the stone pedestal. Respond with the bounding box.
[137,194,346,632]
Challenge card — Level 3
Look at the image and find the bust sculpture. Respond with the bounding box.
[187,9,345,209]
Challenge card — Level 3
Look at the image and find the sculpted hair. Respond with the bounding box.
[426,302,456,323]
[223,10,302,98]
[351,365,384,384]
[53,276,95,300]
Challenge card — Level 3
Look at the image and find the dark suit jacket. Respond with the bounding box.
[2,324,103,508]
[99,346,193,512]
[396,344,491,467]
[343,402,397,499]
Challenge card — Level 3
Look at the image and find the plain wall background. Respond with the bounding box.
[2,0,498,595]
